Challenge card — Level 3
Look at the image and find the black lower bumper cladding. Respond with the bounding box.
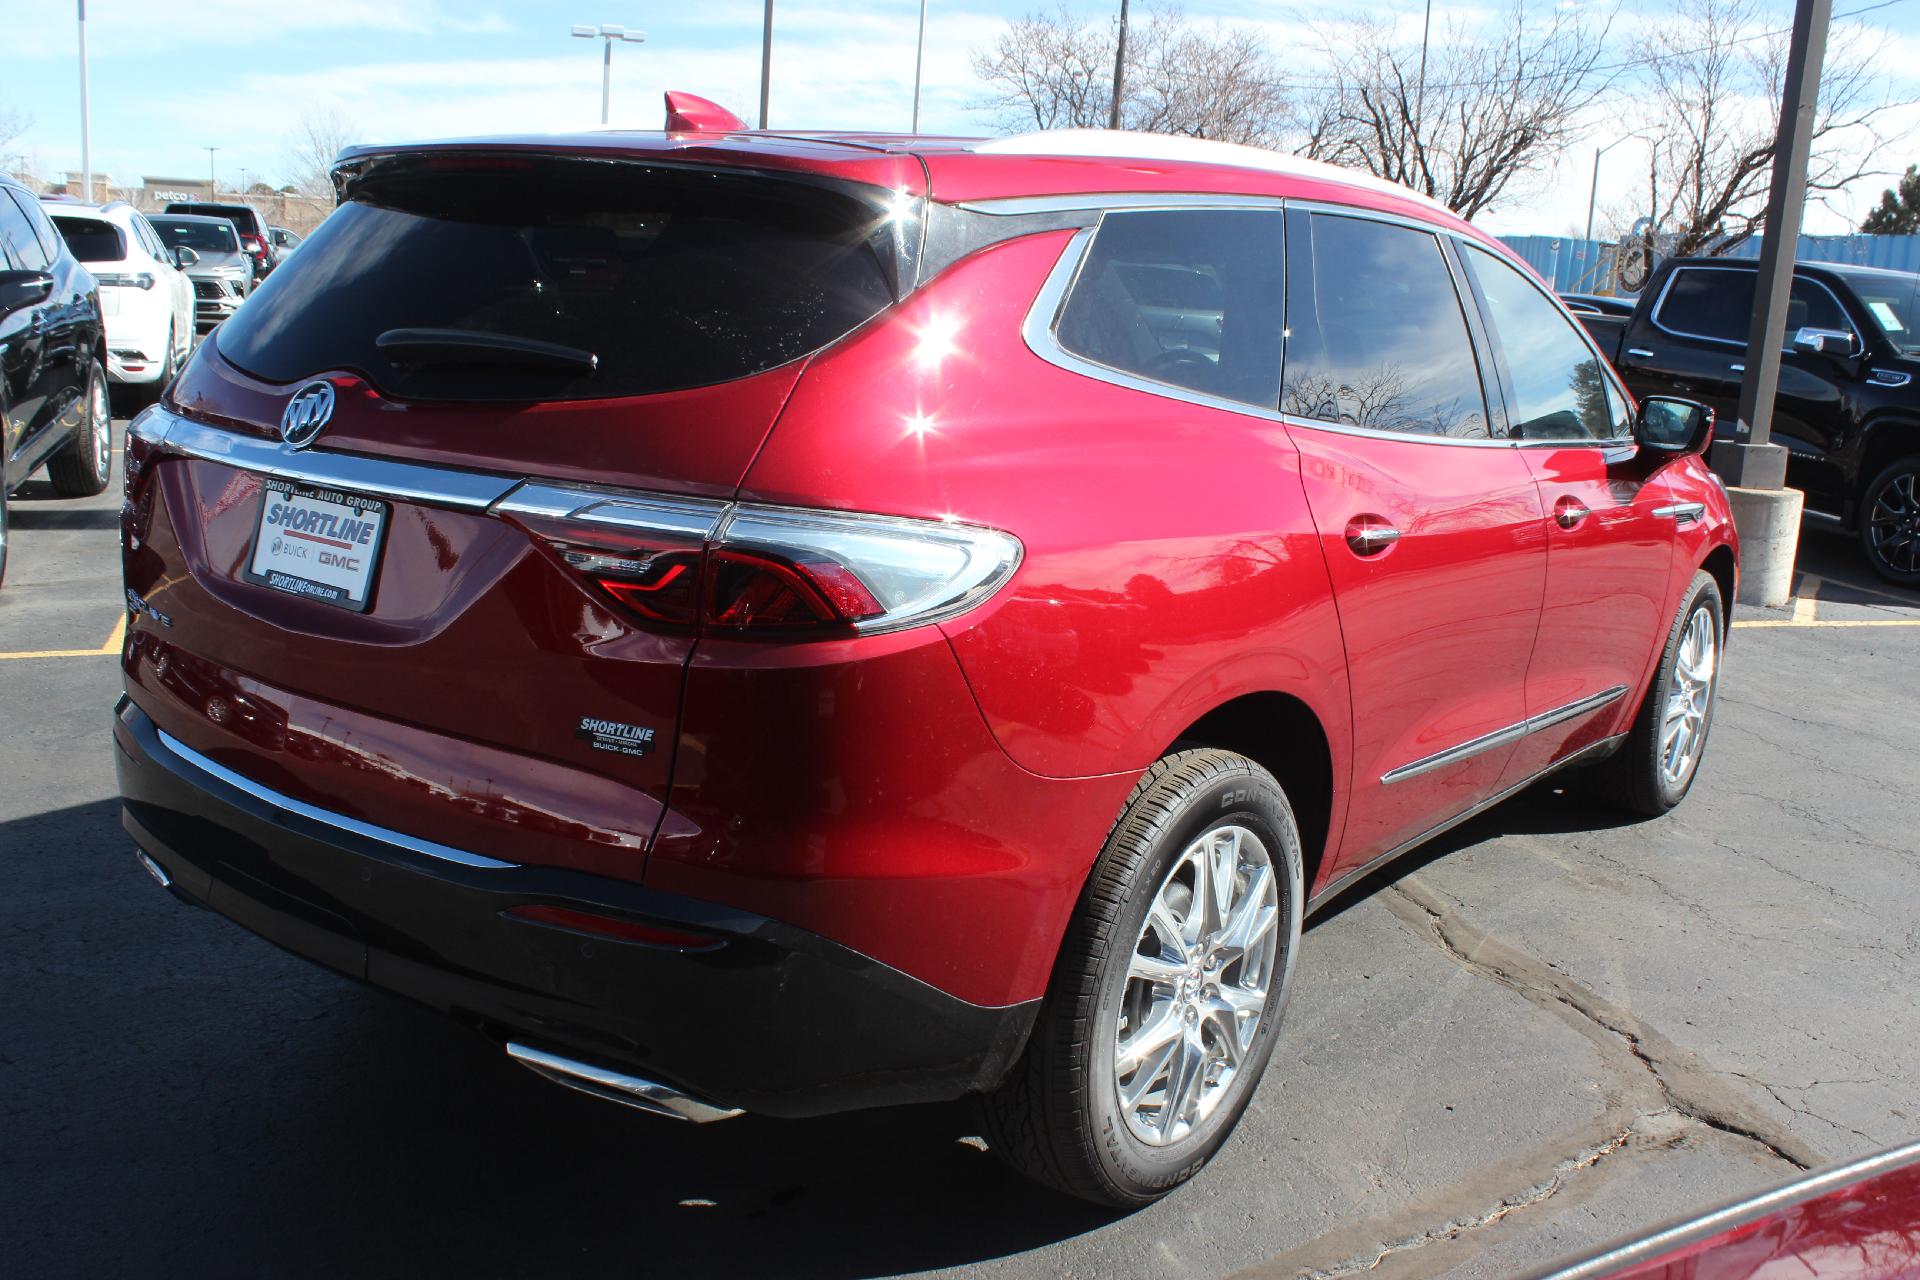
[113,698,1036,1119]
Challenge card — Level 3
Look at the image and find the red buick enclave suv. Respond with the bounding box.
[115,94,1737,1206]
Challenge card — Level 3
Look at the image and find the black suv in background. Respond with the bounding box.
[0,173,112,587]
[1579,256,1920,584]
[163,200,271,279]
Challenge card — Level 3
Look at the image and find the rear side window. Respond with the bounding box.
[217,156,902,402]
[1055,209,1285,409]
[1463,245,1627,441]
[1282,214,1490,440]
[0,191,48,269]
[52,215,127,263]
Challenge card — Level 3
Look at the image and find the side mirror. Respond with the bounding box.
[1635,395,1715,456]
[0,268,55,312]
[1791,326,1855,357]
[171,245,199,268]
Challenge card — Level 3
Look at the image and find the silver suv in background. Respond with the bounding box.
[148,214,252,330]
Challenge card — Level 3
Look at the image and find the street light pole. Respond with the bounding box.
[1108,0,1130,131]
[77,0,92,201]
[911,0,928,134]
[570,23,647,126]
[204,146,220,198]
[759,0,774,129]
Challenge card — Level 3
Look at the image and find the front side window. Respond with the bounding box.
[1282,214,1489,439]
[1055,208,1285,409]
[1464,244,1626,441]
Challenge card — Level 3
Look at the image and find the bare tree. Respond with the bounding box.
[973,3,1288,146]
[1630,0,1911,257]
[282,109,360,199]
[1292,2,1616,221]
[1,105,30,176]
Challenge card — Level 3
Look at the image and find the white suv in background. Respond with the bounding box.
[45,201,194,398]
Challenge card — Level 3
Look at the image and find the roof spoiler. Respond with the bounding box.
[664,91,747,134]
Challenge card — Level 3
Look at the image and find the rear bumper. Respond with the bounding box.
[113,696,1036,1119]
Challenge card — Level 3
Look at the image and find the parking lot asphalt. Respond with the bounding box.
[5,424,1918,1279]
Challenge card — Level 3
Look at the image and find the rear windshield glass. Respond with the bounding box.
[168,204,260,233]
[52,216,126,263]
[216,155,902,401]
[152,219,238,252]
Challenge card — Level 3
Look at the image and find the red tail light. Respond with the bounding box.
[495,483,1021,638]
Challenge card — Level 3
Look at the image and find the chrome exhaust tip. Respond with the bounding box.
[136,850,172,888]
[505,1042,744,1123]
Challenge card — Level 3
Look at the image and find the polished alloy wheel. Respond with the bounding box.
[1867,470,1920,577]
[1113,823,1279,1146]
[1661,605,1717,786]
[89,374,110,481]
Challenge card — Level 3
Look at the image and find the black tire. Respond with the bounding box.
[1583,570,1724,817]
[47,359,113,498]
[1858,455,1920,588]
[978,749,1305,1207]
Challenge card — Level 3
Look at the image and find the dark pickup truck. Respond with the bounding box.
[1574,256,1920,584]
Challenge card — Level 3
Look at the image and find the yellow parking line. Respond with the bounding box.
[0,614,126,660]
[1790,574,1822,625]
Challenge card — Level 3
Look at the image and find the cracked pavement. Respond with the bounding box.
[5,456,1917,1278]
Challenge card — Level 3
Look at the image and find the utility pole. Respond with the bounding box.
[1108,0,1130,130]
[77,0,92,202]
[1415,0,1432,136]
[204,146,220,198]
[759,0,774,128]
[1710,0,1830,606]
[911,0,929,134]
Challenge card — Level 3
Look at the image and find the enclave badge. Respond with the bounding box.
[280,381,335,449]
[576,716,656,758]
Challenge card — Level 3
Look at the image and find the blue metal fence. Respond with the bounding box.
[1498,232,1920,297]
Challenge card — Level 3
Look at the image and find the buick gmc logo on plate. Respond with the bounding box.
[280,381,335,449]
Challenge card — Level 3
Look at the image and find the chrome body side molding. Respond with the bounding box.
[151,726,518,870]
[506,1042,744,1122]
[1310,733,1626,912]
[1380,685,1629,785]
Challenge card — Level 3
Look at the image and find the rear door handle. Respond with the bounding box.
[1625,347,1654,359]
[1344,516,1401,557]
[1730,363,1745,373]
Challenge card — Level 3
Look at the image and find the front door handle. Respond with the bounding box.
[1554,496,1591,529]
[1625,347,1654,359]
[1344,515,1401,557]
[1730,363,1745,373]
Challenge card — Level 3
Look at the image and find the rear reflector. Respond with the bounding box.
[505,904,723,950]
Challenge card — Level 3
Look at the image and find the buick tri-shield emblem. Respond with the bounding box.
[280,382,335,449]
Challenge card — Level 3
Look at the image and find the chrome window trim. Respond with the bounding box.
[1022,222,1520,448]
[147,405,520,511]
[1650,264,1862,354]
[1380,684,1629,785]
[152,726,519,870]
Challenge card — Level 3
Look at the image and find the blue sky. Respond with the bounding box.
[4,0,1918,235]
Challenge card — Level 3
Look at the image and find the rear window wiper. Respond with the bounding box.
[375,328,599,375]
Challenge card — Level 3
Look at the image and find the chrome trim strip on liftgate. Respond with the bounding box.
[1380,684,1630,785]
[131,404,521,512]
[505,1042,745,1122]
[151,725,518,870]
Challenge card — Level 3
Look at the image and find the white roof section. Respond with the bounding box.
[975,129,1447,213]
